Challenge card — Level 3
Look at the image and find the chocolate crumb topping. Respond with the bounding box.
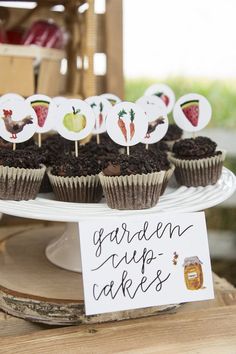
[0,149,43,169]
[51,155,101,177]
[102,149,170,176]
[173,136,220,160]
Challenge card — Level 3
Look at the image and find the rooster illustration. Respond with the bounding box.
[145,116,165,138]
[1,109,33,139]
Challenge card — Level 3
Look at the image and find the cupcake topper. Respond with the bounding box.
[144,83,175,114]
[106,101,148,155]
[52,96,68,108]
[136,95,169,148]
[85,96,112,144]
[0,99,37,150]
[26,94,56,147]
[0,93,25,104]
[100,93,121,106]
[55,98,95,157]
[173,93,212,135]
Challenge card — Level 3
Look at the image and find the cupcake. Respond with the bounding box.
[99,150,167,210]
[48,154,103,203]
[162,123,183,150]
[0,149,46,200]
[131,144,174,196]
[169,136,226,187]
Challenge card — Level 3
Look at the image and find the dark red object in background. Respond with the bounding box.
[6,28,24,44]
[0,25,7,43]
[21,20,64,49]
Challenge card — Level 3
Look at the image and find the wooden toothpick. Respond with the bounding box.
[145,144,149,150]
[75,140,79,158]
[13,143,16,151]
[38,133,42,148]
[96,134,100,145]
[127,146,130,155]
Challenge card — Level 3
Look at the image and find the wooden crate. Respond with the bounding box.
[0,0,124,98]
[0,44,65,97]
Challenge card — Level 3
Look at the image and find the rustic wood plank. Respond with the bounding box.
[37,58,65,96]
[0,224,178,326]
[0,223,235,353]
[1,306,236,353]
[105,0,124,99]
[0,56,34,96]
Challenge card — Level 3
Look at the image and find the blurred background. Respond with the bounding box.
[123,0,236,285]
[0,0,235,284]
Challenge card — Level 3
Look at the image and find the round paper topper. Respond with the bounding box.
[85,96,112,134]
[26,94,56,133]
[0,93,24,104]
[144,83,175,114]
[100,93,121,106]
[56,98,95,141]
[51,97,69,131]
[106,101,148,147]
[173,93,212,132]
[52,96,68,108]
[136,95,169,144]
[0,99,36,143]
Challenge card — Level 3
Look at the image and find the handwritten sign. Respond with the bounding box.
[79,212,214,315]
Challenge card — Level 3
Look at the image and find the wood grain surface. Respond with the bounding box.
[0,224,178,326]
[0,222,235,353]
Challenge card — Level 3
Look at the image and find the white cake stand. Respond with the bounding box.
[0,167,235,272]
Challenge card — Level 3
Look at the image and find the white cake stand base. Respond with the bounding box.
[45,222,82,272]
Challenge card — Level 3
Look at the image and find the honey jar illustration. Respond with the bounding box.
[183,256,203,290]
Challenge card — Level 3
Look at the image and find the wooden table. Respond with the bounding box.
[0,222,236,353]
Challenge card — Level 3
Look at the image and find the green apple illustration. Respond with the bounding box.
[63,106,86,132]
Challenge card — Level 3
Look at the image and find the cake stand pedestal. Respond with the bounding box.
[0,167,235,325]
[46,222,82,272]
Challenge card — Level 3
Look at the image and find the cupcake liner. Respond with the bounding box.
[99,171,165,210]
[160,164,175,195]
[0,164,46,201]
[169,151,226,187]
[48,171,103,203]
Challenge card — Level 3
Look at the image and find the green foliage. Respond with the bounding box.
[125,77,236,128]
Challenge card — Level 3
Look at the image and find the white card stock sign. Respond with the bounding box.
[79,212,214,315]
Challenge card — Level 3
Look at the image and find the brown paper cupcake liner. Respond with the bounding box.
[99,171,165,210]
[0,164,46,200]
[48,171,103,203]
[160,164,175,195]
[169,151,226,187]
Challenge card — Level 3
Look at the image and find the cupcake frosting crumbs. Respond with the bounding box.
[102,150,170,176]
[173,136,221,160]
[0,149,44,169]
[51,155,101,177]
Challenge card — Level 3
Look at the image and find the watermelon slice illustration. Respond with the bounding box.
[31,100,49,127]
[154,92,169,106]
[181,100,199,127]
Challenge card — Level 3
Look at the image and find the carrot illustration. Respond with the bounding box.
[129,108,135,140]
[99,102,103,127]
[117,109,127,141]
